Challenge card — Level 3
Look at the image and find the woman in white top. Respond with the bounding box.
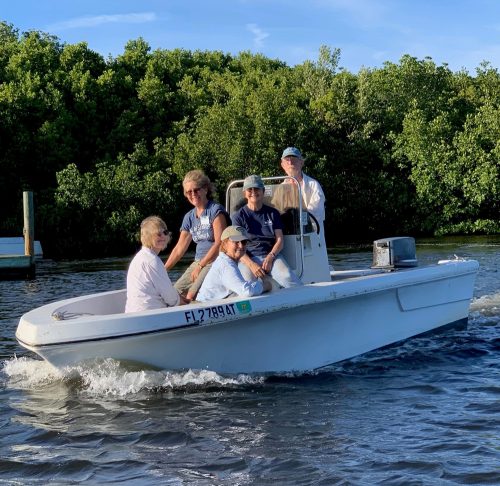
[125,216,186,313]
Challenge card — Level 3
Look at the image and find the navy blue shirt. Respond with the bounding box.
[231,204,283,258]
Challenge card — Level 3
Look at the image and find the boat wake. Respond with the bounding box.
[2,356,264,397]
[470,291,500,319]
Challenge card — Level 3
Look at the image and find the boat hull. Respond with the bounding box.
[16,260,479,374]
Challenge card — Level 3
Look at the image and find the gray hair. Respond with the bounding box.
[140,216,167,248]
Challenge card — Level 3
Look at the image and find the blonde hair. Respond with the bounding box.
[183,169,215,198]
[140,216,167,249]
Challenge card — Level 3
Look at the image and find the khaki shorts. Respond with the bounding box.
[174,261,212,296]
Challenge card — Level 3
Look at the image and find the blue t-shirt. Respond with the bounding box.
[181,200,227,260]
[231,204,283,258]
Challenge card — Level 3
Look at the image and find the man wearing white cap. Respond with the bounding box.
[197,226,271,302]
[280,147,325,235]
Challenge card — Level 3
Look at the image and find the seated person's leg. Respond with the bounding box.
[186,263,211,301]
[174,261,198,295]
[270,255,302,288]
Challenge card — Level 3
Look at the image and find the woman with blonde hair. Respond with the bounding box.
[125,216,185,313]
[165,170,228,301]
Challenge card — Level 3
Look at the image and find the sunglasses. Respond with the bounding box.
[185,187,203,196]
[282,156,301,163]
[158,230,172,238]
[245,187,262,193]
[232,239,248,245]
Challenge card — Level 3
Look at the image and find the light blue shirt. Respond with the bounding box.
[197,252,263,302]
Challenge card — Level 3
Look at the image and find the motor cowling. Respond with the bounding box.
[372,237,418,269]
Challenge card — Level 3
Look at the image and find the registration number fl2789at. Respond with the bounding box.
[184,303,237,324]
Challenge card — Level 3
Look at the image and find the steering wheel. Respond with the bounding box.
[306,212,321,235]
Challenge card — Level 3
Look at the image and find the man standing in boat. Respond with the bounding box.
[280,147,326,237]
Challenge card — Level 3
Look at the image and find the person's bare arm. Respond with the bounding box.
[165,231,192,270]
[240,253,266,279]
[262,229,284,273]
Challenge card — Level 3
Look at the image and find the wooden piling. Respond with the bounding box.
[24,191,35,257]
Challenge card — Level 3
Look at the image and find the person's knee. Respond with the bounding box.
[272,257,291,275]
[272,257,302,287]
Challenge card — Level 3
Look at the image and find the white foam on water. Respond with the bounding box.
[470,291,500,318]
[2,355,63,388]
[2,356,264,397]
[78,360,264,397]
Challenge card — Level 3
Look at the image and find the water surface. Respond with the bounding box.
[1,237,499,484]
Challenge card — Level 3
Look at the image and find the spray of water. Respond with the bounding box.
[2,355,264,397]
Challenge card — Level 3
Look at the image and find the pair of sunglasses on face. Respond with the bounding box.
[185,187,204,196]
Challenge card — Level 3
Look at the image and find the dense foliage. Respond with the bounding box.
[0,22,498,257]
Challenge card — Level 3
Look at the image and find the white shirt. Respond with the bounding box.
[197,252,263,302]
[300,172,325,223]
[125,247,180,313]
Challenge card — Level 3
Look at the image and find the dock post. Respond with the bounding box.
[23,191,35,277]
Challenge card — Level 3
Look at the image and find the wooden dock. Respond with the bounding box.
[0,192,37,279]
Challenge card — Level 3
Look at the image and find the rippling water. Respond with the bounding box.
[1,237,499,485]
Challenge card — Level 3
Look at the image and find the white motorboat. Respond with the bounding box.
[16,177,479,374]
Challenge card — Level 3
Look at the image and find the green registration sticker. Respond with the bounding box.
[236,301,252,314]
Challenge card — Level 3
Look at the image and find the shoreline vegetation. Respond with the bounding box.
[0,21,498,259]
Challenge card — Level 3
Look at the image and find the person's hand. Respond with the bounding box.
[191,264,202,282]
[178,295,190,305]
[262,254,275,273]
[249,261,266,278]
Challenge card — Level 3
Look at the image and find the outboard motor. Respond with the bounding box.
[372,237,418,269]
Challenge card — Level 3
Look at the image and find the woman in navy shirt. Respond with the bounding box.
[232,175,302,288]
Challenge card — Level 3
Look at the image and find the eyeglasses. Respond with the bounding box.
[158,230,172,238]
[185,187,203,196]
[282,156,301,163]
[245,187,262,193]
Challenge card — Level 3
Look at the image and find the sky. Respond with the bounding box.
[3,0,500,74]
